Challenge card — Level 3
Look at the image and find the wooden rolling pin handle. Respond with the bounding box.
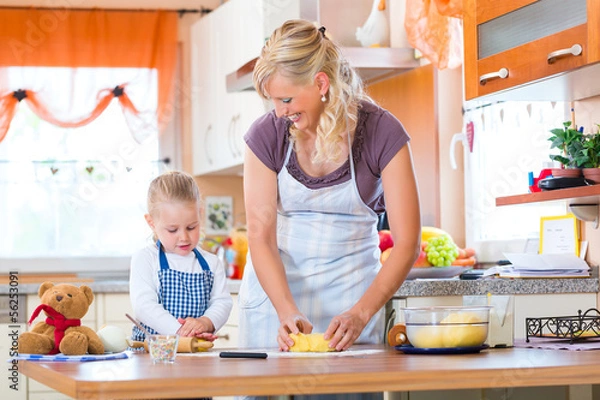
[388,324,409,347]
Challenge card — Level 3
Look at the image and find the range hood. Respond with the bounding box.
[226,47,419,93]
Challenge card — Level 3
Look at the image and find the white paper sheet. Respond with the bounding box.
[503,253,590,270]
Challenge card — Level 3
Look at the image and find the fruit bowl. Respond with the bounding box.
[389,306,491,349]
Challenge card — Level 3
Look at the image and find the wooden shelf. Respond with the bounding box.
[496,185,600,207]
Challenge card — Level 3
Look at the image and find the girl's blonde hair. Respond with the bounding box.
[147,171,202,217]
[253,19,373,163]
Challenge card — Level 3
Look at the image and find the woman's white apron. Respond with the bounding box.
[239,136,383,348]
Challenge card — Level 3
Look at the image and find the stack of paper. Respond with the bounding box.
[483,253,590,278]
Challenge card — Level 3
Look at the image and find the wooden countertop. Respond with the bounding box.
[18,345,600,399]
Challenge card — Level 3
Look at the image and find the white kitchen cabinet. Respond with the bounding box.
[190,0,269,176]
[191,9,220,175]
[215,293,239,349]
[96,293,134,334]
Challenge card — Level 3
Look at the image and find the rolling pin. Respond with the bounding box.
[130,337,214,353]
[387,324,409,347]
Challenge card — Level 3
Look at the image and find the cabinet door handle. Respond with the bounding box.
[227,117,237,157]
[232,114,242,158]
[547,44,583,64]
[204,124,213,165]
[479,68,509,86]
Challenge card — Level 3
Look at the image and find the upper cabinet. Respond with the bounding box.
[463,0,600,102]
[190,0,272,176]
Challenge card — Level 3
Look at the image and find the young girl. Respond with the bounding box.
[129,171,232,342]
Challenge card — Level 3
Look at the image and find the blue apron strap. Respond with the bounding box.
[193,248,211,271]
[157,240,209,271]
[156,240,170,270]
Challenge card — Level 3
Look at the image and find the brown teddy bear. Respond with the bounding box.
[18,281,104,356]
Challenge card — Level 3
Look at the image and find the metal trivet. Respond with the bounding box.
[526,308,600,343]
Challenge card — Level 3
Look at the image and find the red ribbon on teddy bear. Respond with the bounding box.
[29,304,81,355]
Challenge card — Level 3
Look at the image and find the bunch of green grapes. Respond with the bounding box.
[425,234,459,267]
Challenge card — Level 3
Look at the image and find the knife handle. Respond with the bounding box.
[219,351,268,359]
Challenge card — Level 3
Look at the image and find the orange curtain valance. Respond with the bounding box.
[0,8,178,128]
[405,0,463,70]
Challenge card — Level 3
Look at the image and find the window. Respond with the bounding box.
[463,100,569,261]
[0,67,165,273]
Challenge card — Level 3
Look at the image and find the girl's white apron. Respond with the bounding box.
[239,136,383,348]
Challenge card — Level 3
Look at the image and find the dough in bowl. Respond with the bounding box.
[408,312,488,348]
[441,312,488,348]
[289,333,336,352]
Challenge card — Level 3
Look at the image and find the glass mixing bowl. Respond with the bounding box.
[401,306,491,348]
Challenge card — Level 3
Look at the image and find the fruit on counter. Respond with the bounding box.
[378,229,394,251]
[425,234,459,267]
[451,256,477,266]
[458,247,476,258]
[378,226,476,267]
[380,247,392,264]
[413,250,432,268]
[421,226,451,243]
[451,247,477,266]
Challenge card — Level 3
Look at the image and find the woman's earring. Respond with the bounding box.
[321,94,327,102]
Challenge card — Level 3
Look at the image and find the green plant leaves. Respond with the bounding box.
[547,121,600,168]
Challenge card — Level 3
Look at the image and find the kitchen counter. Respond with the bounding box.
[396,275,599,297]
[0,275,596,296]
[17,345,600,399]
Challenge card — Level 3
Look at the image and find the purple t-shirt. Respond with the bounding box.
[244,100,410,214]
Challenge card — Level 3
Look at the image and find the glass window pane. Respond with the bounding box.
[464,101,568,245]
[0,67,162,261]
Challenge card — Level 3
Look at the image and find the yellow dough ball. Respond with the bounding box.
[409,326,445,348]
[289,333,336,352]
[441,312,488,348]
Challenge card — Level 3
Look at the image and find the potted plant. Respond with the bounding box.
[576,125,600,183]
[548,121,584,177]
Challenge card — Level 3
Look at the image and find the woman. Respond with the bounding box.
[239,19,420,353]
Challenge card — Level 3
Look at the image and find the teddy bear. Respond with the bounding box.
[18,281,105,356]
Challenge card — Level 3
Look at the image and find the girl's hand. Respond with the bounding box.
[176,317,213,337]
[195,332,218,342]
[324,311,368,351]
[277,314,313,351]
